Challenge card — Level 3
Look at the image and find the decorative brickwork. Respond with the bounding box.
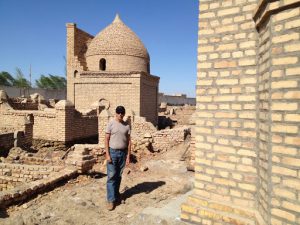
[66,15,159,125]
[181,0,300,224]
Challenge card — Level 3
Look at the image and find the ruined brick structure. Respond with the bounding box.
[66,14,159,125]
[181,0,300,224]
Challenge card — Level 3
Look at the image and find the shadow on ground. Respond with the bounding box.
[122,181,166,201]
[0,208,8,218]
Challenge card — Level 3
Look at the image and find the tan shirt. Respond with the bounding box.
[105,119,130,149]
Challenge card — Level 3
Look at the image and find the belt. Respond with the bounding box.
[110,148,127,151]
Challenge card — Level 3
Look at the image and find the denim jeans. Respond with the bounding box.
[107,148,127,202]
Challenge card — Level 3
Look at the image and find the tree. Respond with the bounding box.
[13,67,31,88]
[0,71,15,86]
[35,74,66,89]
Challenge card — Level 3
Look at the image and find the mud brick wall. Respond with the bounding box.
[0,163,62,191]
[0,101,97,143]
[131,116,157,140]
[0,167,77,207]
[152,127,190,152]
[181,0,300,225]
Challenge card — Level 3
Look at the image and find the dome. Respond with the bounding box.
[86,14,149,60]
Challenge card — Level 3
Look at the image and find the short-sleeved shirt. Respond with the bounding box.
[106,119,131,149]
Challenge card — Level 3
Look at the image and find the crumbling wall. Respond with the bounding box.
[0,99,97,143]
[152,127,190,152]
[0,163,63,191]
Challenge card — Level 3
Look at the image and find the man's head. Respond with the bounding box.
[115,105,125,121]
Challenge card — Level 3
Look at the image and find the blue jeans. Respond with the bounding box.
[107,148,127,202]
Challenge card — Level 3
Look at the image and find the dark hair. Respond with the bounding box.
[116,105,125,115]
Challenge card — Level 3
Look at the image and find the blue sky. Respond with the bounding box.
[0,0,198,97]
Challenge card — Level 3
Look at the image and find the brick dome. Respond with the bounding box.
[86,14,149,59]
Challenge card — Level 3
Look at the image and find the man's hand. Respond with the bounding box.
[106,152,112,163]
[126,155,130,166]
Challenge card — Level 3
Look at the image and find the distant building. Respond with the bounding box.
[158,93,195,106]
[66,15,159,125]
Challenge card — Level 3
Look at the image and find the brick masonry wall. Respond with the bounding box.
[0,103,97,143]
[254,1,300,224]
[152,127,190,152]
[86,54,148,72]
[181,1,300,225]
[140,75,159,125]
[0,163,63,191]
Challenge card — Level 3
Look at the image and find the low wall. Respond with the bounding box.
[0,165,77,207]
[0,101,97,143]
[0,163,63,191]
[152,127,190,152]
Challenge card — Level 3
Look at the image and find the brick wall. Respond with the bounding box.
[181,0,300,225]
[0,101,97,143]
[0,163,62,191]
[152,127,190,152]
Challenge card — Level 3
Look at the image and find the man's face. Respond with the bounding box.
[116,112,125,121]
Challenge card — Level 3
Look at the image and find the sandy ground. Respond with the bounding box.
[0,142,194,225]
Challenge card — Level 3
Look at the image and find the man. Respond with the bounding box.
[105,105,131,211]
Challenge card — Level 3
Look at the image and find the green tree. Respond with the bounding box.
[0,71,15,86]
[13,67,31,88]
[35,74,66,89]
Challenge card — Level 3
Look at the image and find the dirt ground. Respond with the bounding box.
[0,141,194,225]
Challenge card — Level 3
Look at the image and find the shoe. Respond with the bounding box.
[107,202,114,211]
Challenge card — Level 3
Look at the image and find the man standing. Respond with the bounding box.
[105,106,131,211]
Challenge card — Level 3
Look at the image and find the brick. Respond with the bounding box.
[182,204,197,214]
[214,60,237,68]
[271,208,295,222]
[284,91,300,99]
[216,79,238,85]
[238,59,256,66]
[282,201,300,213]
[272,166,297,177]
[285,137,300,145]
[282,157,300,167]
[274,188,296,199]
[272,103,298,111]
[285,114,300,122]
[286,67,300,76]
[217,7,240,17]
[272,57,298,65]
[283,179,300,190]
[274,8,300,21]
[271,80,298,89]
[272,33,299,43]
[214,178,236,187]
[271,124,298,133]
[214,96,236,102]
[285,18,300,29]
[215,112,236,118]
[217,43,237,51]
[238,183,256,191]
[285,43,300,52]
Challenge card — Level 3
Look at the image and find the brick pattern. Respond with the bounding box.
[0,101,97,143]
[0,163,62,191]
[258,3,300,225]
[152,127,190,152]
[182,0,300,225]
[66,17,159,126]
[0,166,77,207]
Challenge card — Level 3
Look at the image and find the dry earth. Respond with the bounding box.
[0,141,194,225]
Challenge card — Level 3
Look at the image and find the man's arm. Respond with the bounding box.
[105,133,112,163]
[126,135,131,165]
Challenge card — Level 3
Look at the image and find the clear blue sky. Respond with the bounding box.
[0,0,198,97]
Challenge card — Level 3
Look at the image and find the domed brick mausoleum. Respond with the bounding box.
[66,14,159,125]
